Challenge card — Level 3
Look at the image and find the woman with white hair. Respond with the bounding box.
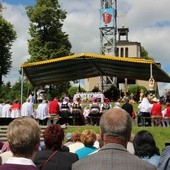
[0,117,41,169]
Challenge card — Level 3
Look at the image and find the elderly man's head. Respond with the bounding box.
[99,108,132,146]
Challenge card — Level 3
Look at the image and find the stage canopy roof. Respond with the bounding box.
[21,53,170,87]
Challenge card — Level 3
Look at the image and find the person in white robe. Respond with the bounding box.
[1,100,11,125]
[1,101,11,118]
[10,100,21,118]
[35,100,49,125]
[0,100,4,117]
[21,98,34,117]
[138,97,152,126]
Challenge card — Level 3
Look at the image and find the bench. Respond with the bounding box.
[0,125,48,142]
[139,116,163,127]
[162,117,170,127]
[57,116,83,125]
[151,116,162,126]
[87,116,101,126]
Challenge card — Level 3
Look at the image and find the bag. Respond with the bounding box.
[39,150,58,170]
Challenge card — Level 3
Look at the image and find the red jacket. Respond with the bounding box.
[49,99,59,115]
[165,106,170,117]
[151,102,162,116]
[10,103,21,110]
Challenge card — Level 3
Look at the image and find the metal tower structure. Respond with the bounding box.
[99,0,117,91]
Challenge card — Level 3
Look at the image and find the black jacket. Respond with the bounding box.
[34,149,78,170]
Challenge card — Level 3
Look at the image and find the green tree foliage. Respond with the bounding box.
[46,83,71,100]
[141,46,153,60]
[128,85,147,102]
[25,0,72,99]
[104,85,119,101]
[0,82,11,100]
[0,4,17,85]
[0,80,30,102]
[91,86,99,92]
[26,0,72,62]
[68,86,86,98]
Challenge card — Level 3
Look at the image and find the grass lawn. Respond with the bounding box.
[64,100,169,153]
[62,102,169,153]
[64,125,170,154]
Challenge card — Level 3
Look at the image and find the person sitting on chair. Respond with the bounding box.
[59,97,71,125]
[72,108,156,170]
[34,124,78,170]
[0,117,41,170]
[100,98,112,114]
[88,97,101,125]
[72,97,85,125]
[48,97,60,125]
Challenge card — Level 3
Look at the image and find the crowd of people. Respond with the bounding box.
[137,94,170,127]
[0,95,114,126]
[1,91,170,127]
[1,108,170,169]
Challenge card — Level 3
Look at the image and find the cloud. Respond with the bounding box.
[2,3,30,84]
[158,82,170,96]
[2,0,170,93]
[60,0,100,54]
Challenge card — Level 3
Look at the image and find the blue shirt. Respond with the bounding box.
[75,146,97,159]
[143,154,161,167]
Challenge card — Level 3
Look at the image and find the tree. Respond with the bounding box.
[25,0,72,98]
[128,85,147,102]
[0,79,30,102]
[26,0,72,62]
[91,86,99,92]
[47,82,71,100]
[68,86,85,98]
[141,46,153,60]
[0,81,11,99]
[104,85,119,101]
[0,3,17,86]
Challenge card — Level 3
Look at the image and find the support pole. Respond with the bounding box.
[149,63,155,91]
[21,67,24,104]
[150,63,153,77]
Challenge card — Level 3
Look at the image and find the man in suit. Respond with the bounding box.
[72,108,156,170]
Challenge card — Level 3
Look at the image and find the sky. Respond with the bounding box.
[1,0,170,95]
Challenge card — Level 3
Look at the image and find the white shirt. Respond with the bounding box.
[5,157,36,166]
[0,151,13,164]
[28,95,35,104]
[162,108,167,118]
[0,103,3,117]
[35,103,48,120]
[11,109,21,118]
[83,108,90,118]
[1,104,11,118]
[21,102,34,117]
[138,98,152,112]
[68,142,84,153]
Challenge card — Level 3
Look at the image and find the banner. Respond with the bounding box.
[100,8,115,27]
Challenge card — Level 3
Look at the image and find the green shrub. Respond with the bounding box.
[68,86,85,97]
[128,85,147,102]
